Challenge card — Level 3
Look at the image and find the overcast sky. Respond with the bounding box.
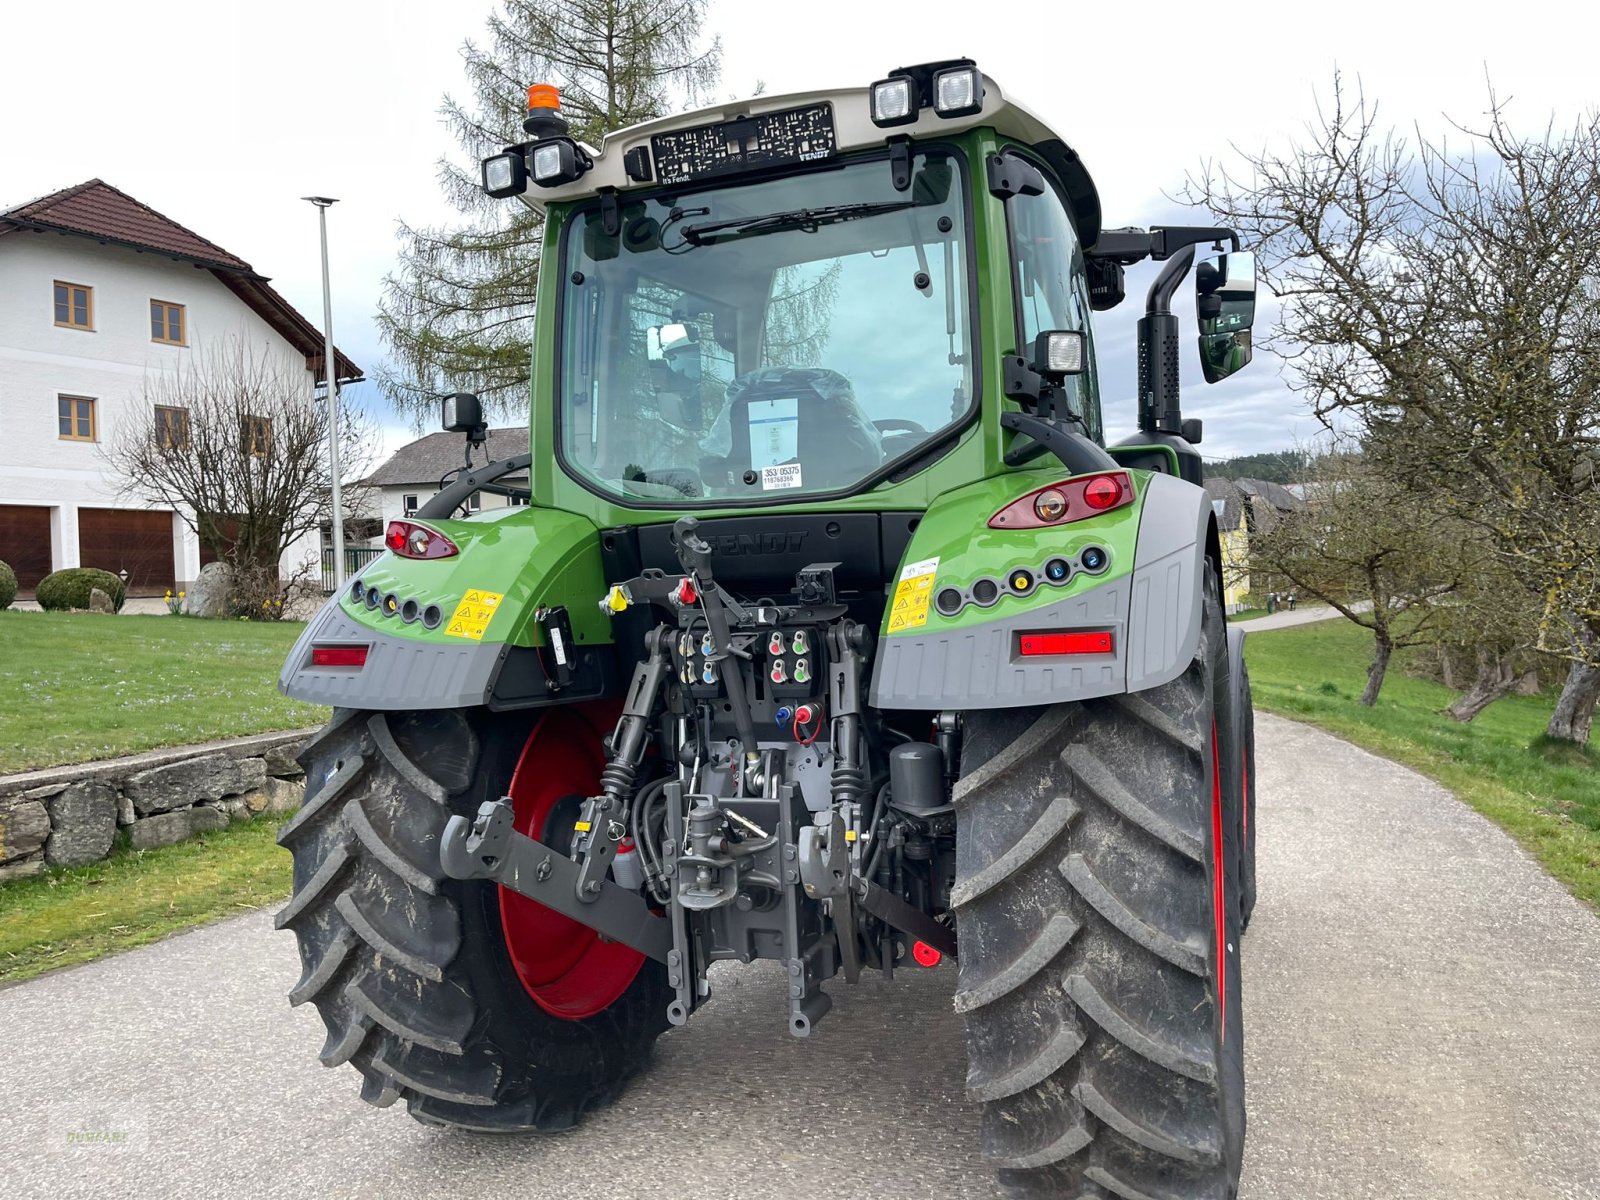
[5,0,1595,466]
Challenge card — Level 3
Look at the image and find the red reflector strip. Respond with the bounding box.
[311,645,368,668]
[1210,720,1228,1042]
[1018,630,1114,657]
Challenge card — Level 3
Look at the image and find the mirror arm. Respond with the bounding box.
[1145,243,1197,317]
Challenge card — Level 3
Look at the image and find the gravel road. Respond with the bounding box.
[3,712,1597,1199]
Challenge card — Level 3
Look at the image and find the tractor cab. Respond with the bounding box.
[478,60,1255,511]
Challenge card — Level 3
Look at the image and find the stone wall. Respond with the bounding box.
[0,730,311,881]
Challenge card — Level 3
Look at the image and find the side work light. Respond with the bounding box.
[1033,330,1086,377]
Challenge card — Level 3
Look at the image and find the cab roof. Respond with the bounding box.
[518,71,1102,247]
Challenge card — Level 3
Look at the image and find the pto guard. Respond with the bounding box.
[279,507,610,710]
[868,471,1211,710]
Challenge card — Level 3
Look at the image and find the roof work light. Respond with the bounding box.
[869,59,986,128]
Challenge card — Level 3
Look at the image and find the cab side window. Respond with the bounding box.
[1005,167,1102,442]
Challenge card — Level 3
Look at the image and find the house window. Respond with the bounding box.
[54,281,93,330]
[402,494,419,516]
[243,414,272,457]
[59,395,97,441]
[155,405,190,449]
[151,300,186,345]
[466,492,482,512]
[509,493,530,506]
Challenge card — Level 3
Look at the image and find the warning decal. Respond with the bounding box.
[445,589,504,641]
[887,556,939,634]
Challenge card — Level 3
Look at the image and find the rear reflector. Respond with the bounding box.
[1018,630,1114,657]
[912,941,942,968]
[311,644,369,668]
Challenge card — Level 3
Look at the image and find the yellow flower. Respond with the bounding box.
[178,591,186,598]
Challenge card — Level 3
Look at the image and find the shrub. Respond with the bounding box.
[0,560,15,610]
[36,568,127,613]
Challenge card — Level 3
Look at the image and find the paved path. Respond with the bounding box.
[3,714,1597,1199]
[1233,603,1367,634]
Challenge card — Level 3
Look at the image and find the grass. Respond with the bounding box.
[0,611,327,773]
[1246,618,1600,910]
[0,814,291,985]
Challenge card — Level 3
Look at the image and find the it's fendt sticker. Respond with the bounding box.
[445,589,504,640]
[887,557,939,634]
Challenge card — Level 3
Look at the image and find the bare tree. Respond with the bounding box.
[105,339,373,617]
[1248,452,1474,705]
[1185,75,1600,738]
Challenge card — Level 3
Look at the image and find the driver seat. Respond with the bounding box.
[701,367,882,492]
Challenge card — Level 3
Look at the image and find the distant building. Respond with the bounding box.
[1233,477,1305,536]
[0,179,360,594]
[360,426,530,535]
[1203,478,1250,612]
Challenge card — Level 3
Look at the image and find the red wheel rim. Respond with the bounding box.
[498,707,644,1020]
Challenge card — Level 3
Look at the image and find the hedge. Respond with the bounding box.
[36,567,127,613]
[0,561,15,610]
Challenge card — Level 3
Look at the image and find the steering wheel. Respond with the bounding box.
[874,418,928,435]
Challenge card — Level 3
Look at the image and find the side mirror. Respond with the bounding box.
[441,392,484,433]
[1194,250,1257,383]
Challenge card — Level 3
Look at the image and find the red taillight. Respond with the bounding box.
[988,470,1135,529]
[1083,474,1124,510]
[311,644,368,668]
[912,941,942,968]
[385,519,458,560]
[1018,630,1114,657]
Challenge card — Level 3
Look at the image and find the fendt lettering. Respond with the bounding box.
[278,58,1260,1198]
[713,531,808,556]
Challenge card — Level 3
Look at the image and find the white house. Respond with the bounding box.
[360,426,530,544]
[0,179,360,595]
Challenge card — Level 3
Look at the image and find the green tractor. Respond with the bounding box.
[279,59,1260,1199]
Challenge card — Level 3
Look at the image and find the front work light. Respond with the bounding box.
[530,138,588,186]
[932,65,984,117]
[869,76,917,127]
[481,152,526,199]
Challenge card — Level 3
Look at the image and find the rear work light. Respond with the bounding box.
[310,644,368,668]
[1018,630,1114,657]
[385,520,459,560]
[988,471,1134,530]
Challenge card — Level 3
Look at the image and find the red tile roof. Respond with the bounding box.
[1,179,361,384]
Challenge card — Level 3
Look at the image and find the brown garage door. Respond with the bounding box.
[78,508,176,595]
[0,505,53,590]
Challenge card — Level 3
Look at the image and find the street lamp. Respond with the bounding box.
[303,195,346,589]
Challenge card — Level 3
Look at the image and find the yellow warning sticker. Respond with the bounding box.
[887,556,939,634]
[444,588,504,641]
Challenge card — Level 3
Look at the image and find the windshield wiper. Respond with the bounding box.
[679,201,919,246]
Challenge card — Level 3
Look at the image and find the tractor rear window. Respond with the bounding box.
[556,151,974,504]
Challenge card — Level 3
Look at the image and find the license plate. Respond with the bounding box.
[650,103,836,187]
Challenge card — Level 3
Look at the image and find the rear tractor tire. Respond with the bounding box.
[277,706,670,1131]
[953,582,1246,1198]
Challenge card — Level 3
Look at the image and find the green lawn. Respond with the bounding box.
[0,611,326,773]
[0,813,291,984]
[1246,619,1600,910]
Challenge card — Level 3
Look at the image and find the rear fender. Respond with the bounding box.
[279,507,612,711]
[868,471,1211,709]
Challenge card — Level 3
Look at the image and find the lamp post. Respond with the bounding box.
[303,195,346,589]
